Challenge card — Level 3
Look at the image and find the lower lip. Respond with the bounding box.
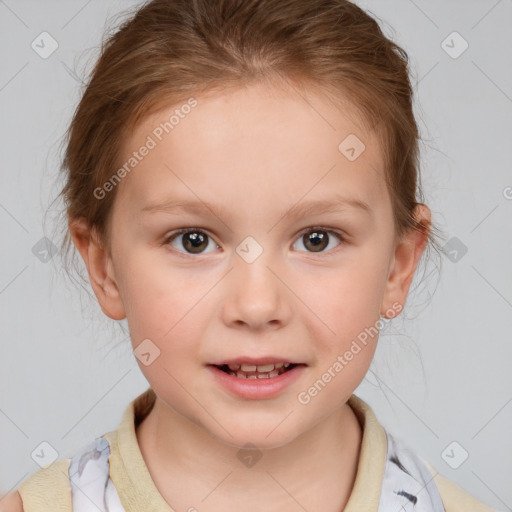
[207,364,306,400]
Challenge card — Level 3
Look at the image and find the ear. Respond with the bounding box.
[380,204,431,317]
[69,218,126,320]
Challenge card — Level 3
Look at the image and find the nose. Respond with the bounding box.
[220,249,292,331]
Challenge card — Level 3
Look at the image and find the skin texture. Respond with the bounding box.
[0,492,24,512]
[70,81,430,512]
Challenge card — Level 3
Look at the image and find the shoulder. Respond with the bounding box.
[380,431,497,512]
[424,461,498,512]
[15,458,72,512]
[15,434,121,512]
[0,491,24,512]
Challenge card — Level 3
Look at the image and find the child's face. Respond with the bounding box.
[80,82,427,448]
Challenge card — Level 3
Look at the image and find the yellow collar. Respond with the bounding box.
[103,388,387,511]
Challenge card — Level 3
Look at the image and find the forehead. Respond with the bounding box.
[114,82,388,215]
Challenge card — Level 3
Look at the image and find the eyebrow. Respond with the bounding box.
[141,194,372,221]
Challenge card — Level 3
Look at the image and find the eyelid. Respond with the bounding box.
[167,227,218,241]
[295,225,346,240]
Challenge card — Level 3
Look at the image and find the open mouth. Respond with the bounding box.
[213,362,300,379]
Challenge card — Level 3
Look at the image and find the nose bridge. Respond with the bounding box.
[222,237,290,328]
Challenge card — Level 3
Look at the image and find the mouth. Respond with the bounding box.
[211,362,302,379]
[207,359,307,399]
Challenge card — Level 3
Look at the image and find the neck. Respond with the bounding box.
[136,397,363,512]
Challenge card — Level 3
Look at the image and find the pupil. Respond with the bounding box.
[305,231,327,252]
[184,232,207,253]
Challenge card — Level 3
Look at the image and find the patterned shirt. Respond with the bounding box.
[17,388,498,512]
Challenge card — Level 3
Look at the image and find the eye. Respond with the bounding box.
[165,229,219,255]
[292,227,344,254]
[164,227,345,256]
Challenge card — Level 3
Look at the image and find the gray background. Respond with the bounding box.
[0,0,511,509]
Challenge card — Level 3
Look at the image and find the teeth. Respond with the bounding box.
[255,363,274,372]
[222,362,296,379]
[231,362,288,372]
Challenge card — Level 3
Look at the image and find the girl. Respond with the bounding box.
[3,0,500,510]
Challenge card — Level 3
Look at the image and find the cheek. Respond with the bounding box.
[124,271,207,397]
[295,254,388,378]
[302,259,386,330]
[117,255,210,346]
[296,330,378,416]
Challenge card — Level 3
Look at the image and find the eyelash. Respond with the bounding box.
[163,226,347,257]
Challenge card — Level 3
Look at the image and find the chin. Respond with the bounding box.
[208,422,300,452]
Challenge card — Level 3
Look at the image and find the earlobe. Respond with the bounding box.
[380,204,431,317]
[69,218,126,320]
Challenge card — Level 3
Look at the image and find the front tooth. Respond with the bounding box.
[257,373,270,379]
[241,363,257,372]
[256,363,275,372]
[274,363,284,369]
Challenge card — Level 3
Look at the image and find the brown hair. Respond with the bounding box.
[55,0,444,291]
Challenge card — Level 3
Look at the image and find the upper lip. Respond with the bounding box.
[209,356,304,366]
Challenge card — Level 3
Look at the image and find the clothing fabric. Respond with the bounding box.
[17,388,498,511]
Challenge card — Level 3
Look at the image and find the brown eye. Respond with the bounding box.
[304,231,328,252]
[293,228,343,254]
[167,230,217,254]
